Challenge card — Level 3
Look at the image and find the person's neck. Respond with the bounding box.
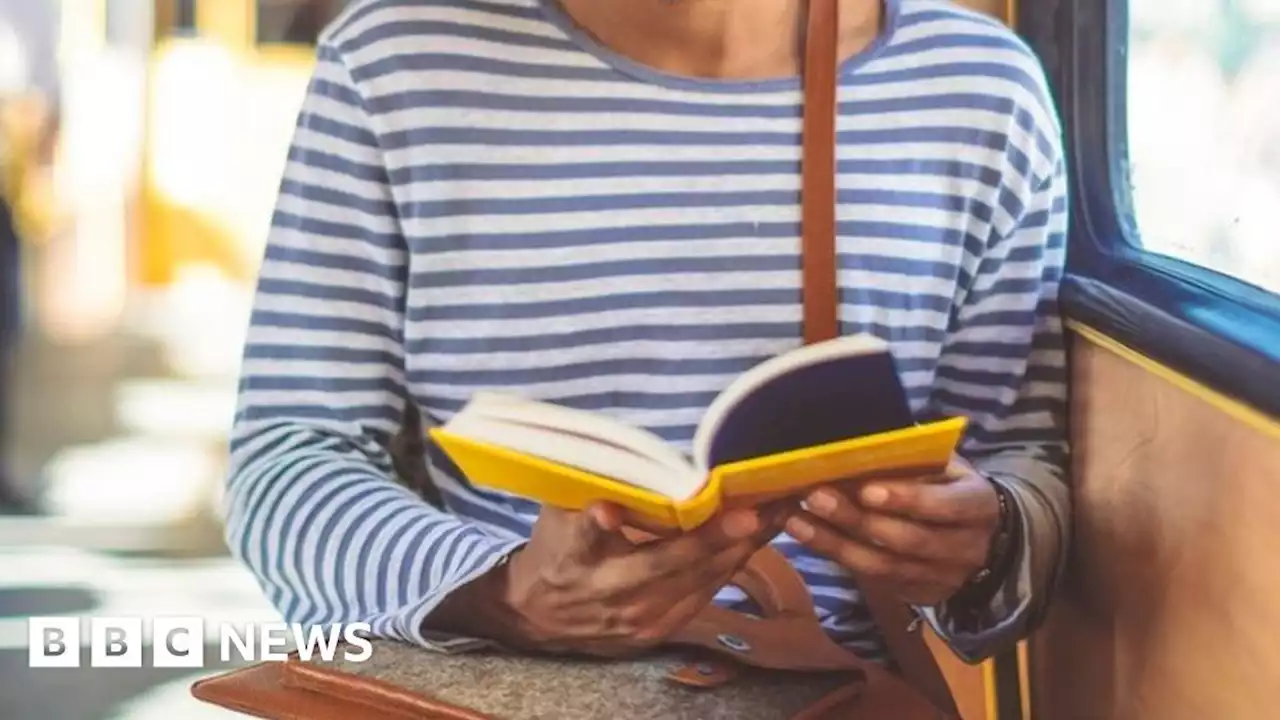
[555,0,886,80]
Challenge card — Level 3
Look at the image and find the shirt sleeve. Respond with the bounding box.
[222,40,525,651]
[917,149,1072,663]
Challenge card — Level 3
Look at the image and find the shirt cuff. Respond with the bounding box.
[388,534,529,653]
[914,471,1043,663]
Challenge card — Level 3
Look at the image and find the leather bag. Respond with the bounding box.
[190,0,989,716]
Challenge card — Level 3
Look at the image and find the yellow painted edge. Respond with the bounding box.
[1067,320,1280,440]
[979,643,1029,720]
[982,659,998,720]
[1017,640,1031,720]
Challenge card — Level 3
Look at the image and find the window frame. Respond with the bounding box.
[1020,0,1280,417]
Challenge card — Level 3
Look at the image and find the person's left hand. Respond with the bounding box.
[784,458,1002,606]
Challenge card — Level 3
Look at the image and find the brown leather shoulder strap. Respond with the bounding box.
[801,0,840,345]
[799,0,958,714]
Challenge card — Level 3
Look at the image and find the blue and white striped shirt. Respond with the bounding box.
[225,0,1070,663]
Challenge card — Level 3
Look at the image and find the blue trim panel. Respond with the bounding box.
[1064,276,1280,418]
[1019,0,1280,416]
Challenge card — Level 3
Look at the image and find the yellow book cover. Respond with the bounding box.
[427,335,969,531]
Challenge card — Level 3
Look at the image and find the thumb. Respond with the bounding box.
[563,503,624,561]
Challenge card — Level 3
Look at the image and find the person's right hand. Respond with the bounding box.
[483,503,782,657]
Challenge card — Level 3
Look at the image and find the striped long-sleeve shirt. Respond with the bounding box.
[225,0,1070,663]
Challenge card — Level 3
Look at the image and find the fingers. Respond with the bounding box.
[547,534,757,651]
[655,509,761,562]
[548,503,626,565]
[856,472,999,525]
[755,500,800,533]
[618,505,768,541]
[784,514,969,603]
[805,488,868,533]
[803,488,987,567]
[626,509,763,576]
[658,514,779,610]
[525,503,785,656]
[618,511,684,538]
[632,534,765,642]
[586,502,626,532]
[591,506,776,596]
[668,507,778,557]
[786,513,899,578]
[546,501,784,603]
[569,506,609,557]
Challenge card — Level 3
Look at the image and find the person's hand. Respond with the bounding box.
[784,458,1003,606]
[433,502,783,658]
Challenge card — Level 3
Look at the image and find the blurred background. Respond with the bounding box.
[0,0,1275,718]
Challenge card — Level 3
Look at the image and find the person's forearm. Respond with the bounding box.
[218,28,541,652]
[225,423,526,650]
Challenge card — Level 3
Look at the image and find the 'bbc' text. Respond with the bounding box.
[27,617,374,668]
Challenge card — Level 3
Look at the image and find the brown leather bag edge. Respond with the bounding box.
[189,661,422,720]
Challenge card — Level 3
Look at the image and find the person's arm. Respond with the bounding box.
[918,133,1071,662]
[223,37,525,651]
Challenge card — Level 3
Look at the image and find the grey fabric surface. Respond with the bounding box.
[311,639,854,720]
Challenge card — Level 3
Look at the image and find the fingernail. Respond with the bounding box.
[862,485,889,507]
[721,510,761,539]
[808,489,838,515]
[786,517,814,542]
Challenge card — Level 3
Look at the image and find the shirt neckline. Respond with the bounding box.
[536,0,902,94]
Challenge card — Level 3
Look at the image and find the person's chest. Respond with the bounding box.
[373,92,1002,442]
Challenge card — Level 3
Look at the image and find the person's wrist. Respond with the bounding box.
[950,478,1020,608]
[421,549,534,648]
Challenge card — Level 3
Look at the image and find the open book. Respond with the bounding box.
[428,334,968,530]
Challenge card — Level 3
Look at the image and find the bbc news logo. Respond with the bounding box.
[27,617,374,668]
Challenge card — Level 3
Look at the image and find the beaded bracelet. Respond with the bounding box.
[951,479,1019,608]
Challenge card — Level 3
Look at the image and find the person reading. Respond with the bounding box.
[224,0,1070,664]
